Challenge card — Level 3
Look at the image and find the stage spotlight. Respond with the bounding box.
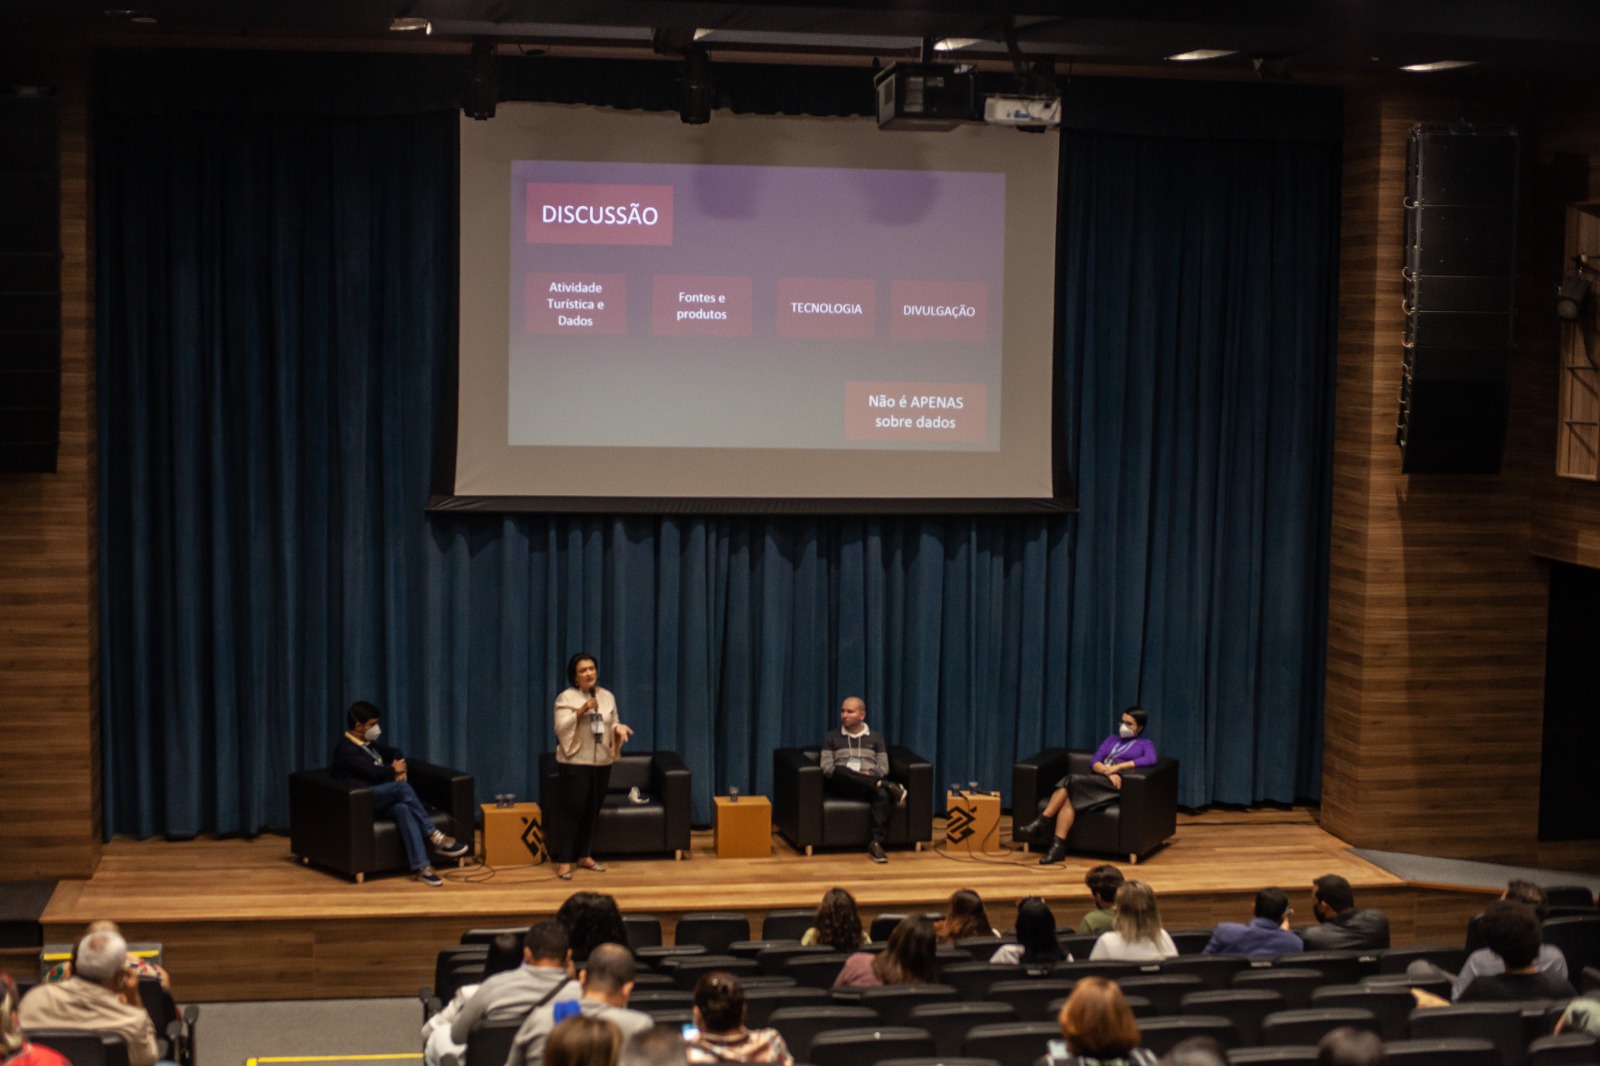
[679,45,712,124]
[1557,274,1591,321]
[464,41,498,121]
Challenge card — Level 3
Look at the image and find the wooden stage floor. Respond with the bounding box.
[38,809,1500,1002]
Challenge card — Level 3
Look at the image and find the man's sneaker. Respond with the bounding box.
[416,868,444,887]
[431,835,471,859]
[884,781,907,804]
[868,841,888,863]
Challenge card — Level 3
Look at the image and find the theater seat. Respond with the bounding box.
[539,751,691,860]
[289,760,474,883]
[1010,749,1178,863]
[771,747,933,855]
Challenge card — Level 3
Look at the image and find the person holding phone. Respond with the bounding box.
[551,652,634,880]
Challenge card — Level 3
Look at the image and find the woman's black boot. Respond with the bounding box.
[1039,837,1069,865]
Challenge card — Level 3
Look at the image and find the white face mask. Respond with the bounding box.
[1119,724,1136,739]
[363,724,382,742]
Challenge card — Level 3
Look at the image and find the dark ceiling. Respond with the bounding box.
[5,0,1600,77]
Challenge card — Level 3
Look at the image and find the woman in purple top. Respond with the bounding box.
[1018,707,1156,866]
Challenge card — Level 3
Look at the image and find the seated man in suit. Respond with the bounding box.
[1299,874,1390,951]
[334,700,470,887]
[1204,887,1304,957]
[820,697,905,864]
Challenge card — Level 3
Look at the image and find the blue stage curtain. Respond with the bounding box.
[96,55,1337,836]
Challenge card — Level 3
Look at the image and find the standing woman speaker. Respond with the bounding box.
[550,651,634,880]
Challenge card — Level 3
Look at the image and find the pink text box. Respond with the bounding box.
[844,381,989,443]
[889,280,990,343]
[524,273,628,335]
[524,183,674,246]
[651,275,753,337]
[776,277,876,340]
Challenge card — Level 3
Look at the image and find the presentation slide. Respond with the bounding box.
[449,103,1066,511]
[509,160,1004,451]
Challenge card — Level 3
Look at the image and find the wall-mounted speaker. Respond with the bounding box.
[1398,125,1518,475]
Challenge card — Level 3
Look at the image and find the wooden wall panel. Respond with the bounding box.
[0,43,99,879]
[1322,86,1552,862]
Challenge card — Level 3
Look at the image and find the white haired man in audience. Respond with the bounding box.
[506,943,651,1066]
[19,930,160,1066]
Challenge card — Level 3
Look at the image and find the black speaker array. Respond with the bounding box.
[0,93,61,474]
[1399,124,1518,474]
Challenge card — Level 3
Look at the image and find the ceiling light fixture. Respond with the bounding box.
[1166,49,1237,62]
[934,38,985,52]
[1400,60,1478,72]
[389,17,432,34]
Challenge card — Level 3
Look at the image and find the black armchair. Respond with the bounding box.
[539,751,691,860]
[771,746,933,855]
[1011,748,1178,863]
[289,760,474,882]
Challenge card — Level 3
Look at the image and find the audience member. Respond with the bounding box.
[557,893,631,965]
[18,931,159,1066]
[1203,888,1303,957]
[1298,875,1389,951]
[992,897,1067,970]
[1556,994,1600,1037]
[1448,880,1569,1000]
[507,943,649,1066]
[684,971,794,1065]
[449,921,578,1050]
[834,915,937,988]
[620,1026,690,1066]
[1043,977,1156,1066]
[1090,882,1177,961]
[333,700,470,886]
[423,932,524,1066]
[1078,866,1125,935]
[1316,1027,1384,1066]
[545,1015,622,1066]
[1,974,68,1066]
[801,888,868,951]
[42,921,170,992]
[1157,1037,1227,1066]
[937,889,998,942]
[1457,901,1576,1001]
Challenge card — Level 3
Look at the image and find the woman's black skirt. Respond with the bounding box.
[1051,771,1123,813]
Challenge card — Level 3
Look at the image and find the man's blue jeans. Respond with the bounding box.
[371,780,432,871]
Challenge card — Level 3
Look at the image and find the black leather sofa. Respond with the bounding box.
[288,760,475,882]
[538,750,692,860]
[771,746,933,855]
[1011,748,1178,863]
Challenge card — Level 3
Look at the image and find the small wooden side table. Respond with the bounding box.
[945,790,1002,855]
[481,801,545,866]
[713,795,772,859]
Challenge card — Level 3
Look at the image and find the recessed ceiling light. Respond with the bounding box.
[1166,49,1238,62]
[1400,60,1478,72]
[389,17,432,34]
[104,8,155,21]
[934,38,985,52]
